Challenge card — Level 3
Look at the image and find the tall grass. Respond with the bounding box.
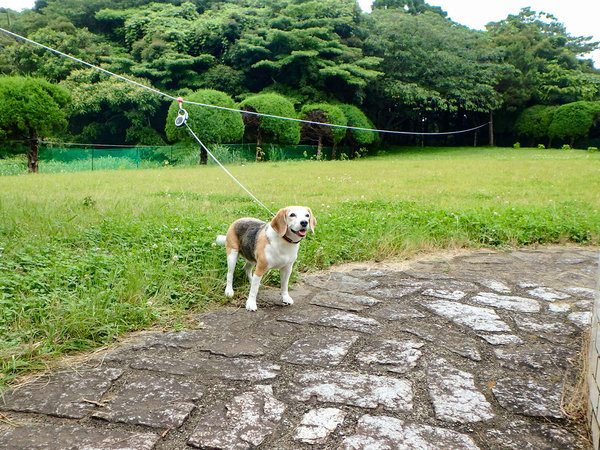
[0,146,599,387]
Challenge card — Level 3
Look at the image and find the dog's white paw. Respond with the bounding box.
[225,287,234,297]
[282,295,294,305]
[246,299,257,312]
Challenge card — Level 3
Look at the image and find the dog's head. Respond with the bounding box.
[271,206,316,239]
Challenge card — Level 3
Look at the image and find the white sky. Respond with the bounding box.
[1,0,598,67]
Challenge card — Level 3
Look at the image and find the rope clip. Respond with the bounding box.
[175,97,188,127]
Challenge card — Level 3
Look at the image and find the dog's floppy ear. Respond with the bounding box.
[271,208,288,236]
[307,207,316,233]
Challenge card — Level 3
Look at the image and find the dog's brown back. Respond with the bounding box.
[230,218,266,263]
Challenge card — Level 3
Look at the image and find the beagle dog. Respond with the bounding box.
[216,206,316,311]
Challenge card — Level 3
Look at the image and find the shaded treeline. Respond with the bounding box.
[0,0,599,149]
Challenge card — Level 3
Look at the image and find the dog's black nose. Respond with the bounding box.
[300,220,308,227]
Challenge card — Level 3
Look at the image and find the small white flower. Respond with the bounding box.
[152,243,158,249]
[172,255,179,261]
[211,242,216,247]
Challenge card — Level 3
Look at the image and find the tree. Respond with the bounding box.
[372,0,446,16]
[0,76,70,172]
[196,64,244,95]
[487,8,600,109]
[60,69,163,145]
[363,9,504,144]
[548,101,600,147]
[228,0,381,103]
[514,105,555,147]
[300,103,346,160]
[239,93,300,161]
[338,104,377,158]
[95,2,267,91]
[0,23,114,82]
[165,89,243,164]
[536,63,600,104]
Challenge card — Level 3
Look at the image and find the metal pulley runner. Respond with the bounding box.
[175,96,188,127]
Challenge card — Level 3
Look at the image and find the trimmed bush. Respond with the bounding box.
[239,93,300,160]
[548,101,600,147]
[514,105,555,146]
[300,103,347,160]
[165,89,244,163]
[338,104,377,158]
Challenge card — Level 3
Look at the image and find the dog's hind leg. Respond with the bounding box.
[225,250,238,297]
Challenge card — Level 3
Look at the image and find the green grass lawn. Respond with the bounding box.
[1,146,599,387]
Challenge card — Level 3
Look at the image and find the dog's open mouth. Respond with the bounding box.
[293,229,307,237]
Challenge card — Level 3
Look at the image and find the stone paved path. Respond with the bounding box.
[1,247,597,449]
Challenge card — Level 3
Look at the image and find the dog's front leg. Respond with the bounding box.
[246,274,262,311]
[280,264,294,305]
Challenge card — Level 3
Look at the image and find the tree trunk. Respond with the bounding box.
[489,110,495,147]
[316,135,322,160]
[331,141,337,160]
[200,148,207,165]
[27,130,39,173]
[256,130,263,162]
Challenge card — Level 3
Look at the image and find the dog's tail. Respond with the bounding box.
[215,235,227,246]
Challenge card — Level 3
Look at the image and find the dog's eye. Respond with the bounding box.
[289,213,296,217]
[305,213,310,217]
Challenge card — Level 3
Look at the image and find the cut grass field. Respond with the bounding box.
[1,146,599,387]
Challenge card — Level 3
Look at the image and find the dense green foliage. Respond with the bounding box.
[339,103,376,154]
[301,102,347,159]
[239,93,301,156]
[548,102,600,146]
[514,105,556,146]
[0,76,70,171]
[165,89,243,163]
[363,7,503,133]
[0,0,599,150]
[487,8,600,108]
[62,69,164,144]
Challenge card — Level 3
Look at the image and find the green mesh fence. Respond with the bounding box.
[216,143,346,162]
[1,143,350,175]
